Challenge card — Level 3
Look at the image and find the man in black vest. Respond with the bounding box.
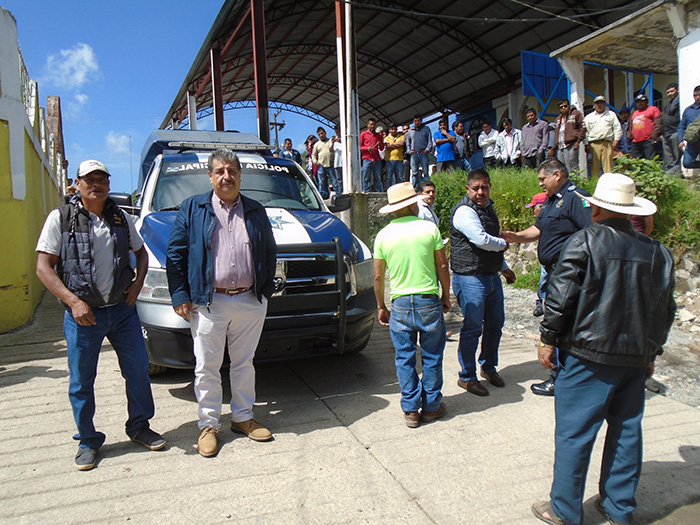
[450,169,516,396]
[36,160,165,471]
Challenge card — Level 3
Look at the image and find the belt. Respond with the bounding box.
[392,293,438,303]
[213,286,251,296]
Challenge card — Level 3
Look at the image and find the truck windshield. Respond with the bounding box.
[152,160,323,212]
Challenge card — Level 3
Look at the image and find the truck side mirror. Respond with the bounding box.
[327,193,352,213]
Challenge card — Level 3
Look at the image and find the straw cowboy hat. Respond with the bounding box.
[575,173,657,216]
[379,182,424,214]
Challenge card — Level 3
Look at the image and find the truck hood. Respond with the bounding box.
[140,208,358,268]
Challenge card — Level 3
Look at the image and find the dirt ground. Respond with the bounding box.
[452,286,700,410]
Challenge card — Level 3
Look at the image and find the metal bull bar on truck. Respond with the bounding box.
[266,237,348,352]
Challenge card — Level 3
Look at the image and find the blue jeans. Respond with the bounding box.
[551,353,646,525]
[385,160,402,188]
[389,295,446,413]
[682,141,700,169]
[316,165,331,198]
[455,157,471,172]
[63,301,155,449]
[537,265,548,304]
[410,153,430,189]
[361,159,383,192]
[329,166,343,193]
[452,273,504,382]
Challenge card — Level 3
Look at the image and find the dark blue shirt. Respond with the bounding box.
[279,148,302,164]
[535,179,592,267]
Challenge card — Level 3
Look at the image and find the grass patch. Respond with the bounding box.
[431,158,700,259]
[510,265,542,291]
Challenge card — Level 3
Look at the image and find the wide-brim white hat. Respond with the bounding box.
[379,182,424,214]
[575,173,657,216]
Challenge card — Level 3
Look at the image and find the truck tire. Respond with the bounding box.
[340,334,371,355]
[148,363,168,376]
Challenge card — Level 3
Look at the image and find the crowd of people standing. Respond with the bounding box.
[282,84,700,200]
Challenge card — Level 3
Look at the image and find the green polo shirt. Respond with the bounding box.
[374,215,444,301]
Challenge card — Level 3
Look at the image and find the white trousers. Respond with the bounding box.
[190,291,267,429]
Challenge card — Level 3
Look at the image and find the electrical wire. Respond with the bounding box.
[335,0,651,27]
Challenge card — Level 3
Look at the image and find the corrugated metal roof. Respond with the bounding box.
[161,0,659,130]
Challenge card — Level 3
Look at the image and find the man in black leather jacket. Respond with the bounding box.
[531,173,675,525]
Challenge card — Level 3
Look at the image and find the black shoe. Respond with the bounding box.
[130,426,167,450]
[530,379,555,396]
[480,370,505,388]
[533,306,544,317]
[75,446,98,471]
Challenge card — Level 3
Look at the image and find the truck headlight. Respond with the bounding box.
[138,267,172,303]
[350,258,374,296]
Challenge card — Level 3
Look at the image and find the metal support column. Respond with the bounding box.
[210,48,225,131]
[251,0,270,144]
[335,0,347,188]
[558,56,587,174]
[344,0,361,194]
[187,91,198,130]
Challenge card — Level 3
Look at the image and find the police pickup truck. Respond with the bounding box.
[134,130,375,372]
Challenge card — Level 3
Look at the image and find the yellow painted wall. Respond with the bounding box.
[0,122,60,332]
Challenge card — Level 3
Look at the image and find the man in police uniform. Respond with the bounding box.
[501,158,591,396]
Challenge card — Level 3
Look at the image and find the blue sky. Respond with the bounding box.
[3,1,321,193]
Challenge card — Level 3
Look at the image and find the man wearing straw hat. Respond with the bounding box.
[531,173,675,525]
[373,182,451,428]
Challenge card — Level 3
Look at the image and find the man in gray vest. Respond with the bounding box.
[36,160,165,471]
[450,169,516,396]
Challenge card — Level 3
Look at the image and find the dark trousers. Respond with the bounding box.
[550,353,646,525]
[522,153,544,169]
[631,139,655,160]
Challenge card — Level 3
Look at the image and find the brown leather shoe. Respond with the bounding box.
[230,419,272,442]
[480,370,505,387]
[420,402,447,422]
[404,411,420,428]
[198,426,218,457]
[457,379,489,396]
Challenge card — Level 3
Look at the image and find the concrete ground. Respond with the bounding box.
[1,293,699,524]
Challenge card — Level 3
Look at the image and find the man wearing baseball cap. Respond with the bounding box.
[373,182,451,428]
[627,93,662,160]
[36,160,165,471]
[532,173,675,525]
[583,95,622,176]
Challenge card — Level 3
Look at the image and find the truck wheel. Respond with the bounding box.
[341,334,371,355]
[148,363,168,376]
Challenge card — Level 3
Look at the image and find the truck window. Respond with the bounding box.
[152,160,322,212]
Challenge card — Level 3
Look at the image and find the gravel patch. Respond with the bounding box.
[447,285,700,410]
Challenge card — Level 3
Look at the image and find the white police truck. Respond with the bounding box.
[133,130,375,372]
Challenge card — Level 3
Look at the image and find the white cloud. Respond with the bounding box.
[42,43,99,90]
[74,93,88,105]
[105,131,130,156]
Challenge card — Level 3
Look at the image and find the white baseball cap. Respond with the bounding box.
[77,159,111,179]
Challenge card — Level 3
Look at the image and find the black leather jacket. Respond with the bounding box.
[540,218,676,368]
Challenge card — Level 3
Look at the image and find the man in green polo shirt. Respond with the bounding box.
[374,182,451,428]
